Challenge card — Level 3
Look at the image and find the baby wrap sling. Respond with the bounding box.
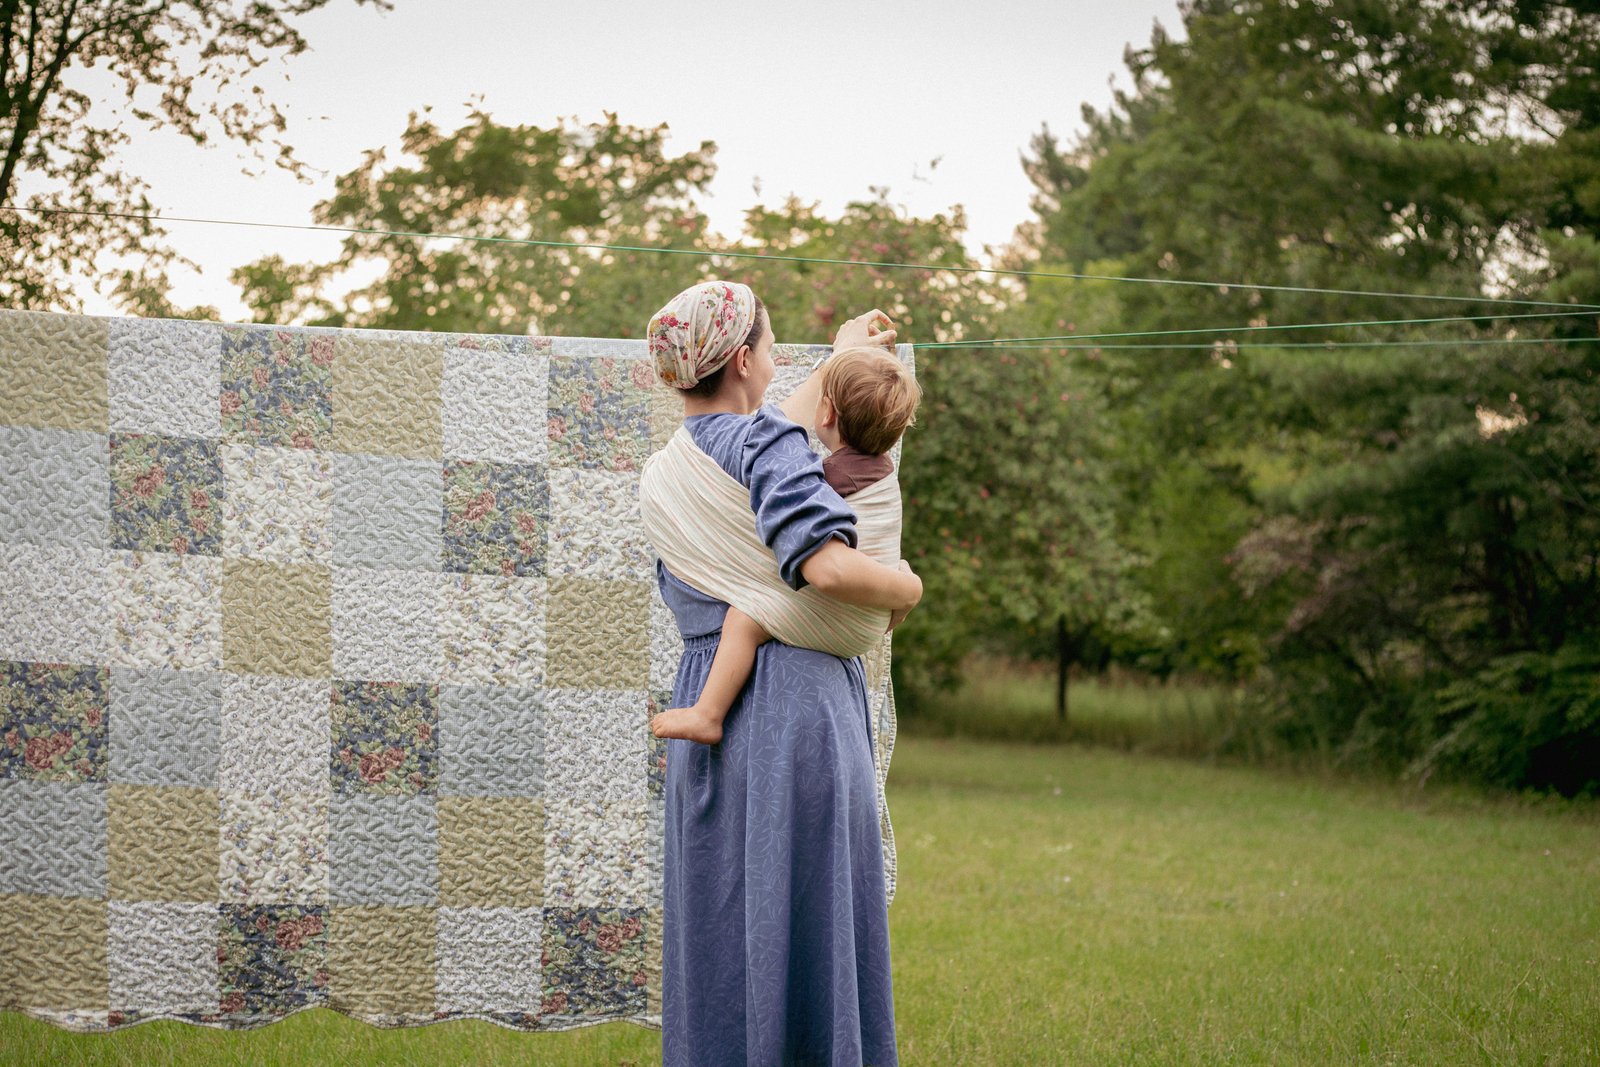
[640,424,903,659]
[639,418,903,900]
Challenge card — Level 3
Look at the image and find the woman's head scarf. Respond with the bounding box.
[647,280,758,389]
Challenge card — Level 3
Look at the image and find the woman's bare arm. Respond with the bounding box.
[800,539,922,612]
[779,309,898,430]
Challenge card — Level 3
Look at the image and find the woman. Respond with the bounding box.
[642,280,921,1066]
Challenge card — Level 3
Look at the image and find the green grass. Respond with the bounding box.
[907,659,1251,758]
[5,737,1597,1065]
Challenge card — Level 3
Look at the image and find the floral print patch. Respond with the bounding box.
[0,660,109,782]
[220,327,334,448]
[539,907,650,1016]
[331,680,440,796]
[109,432,223,556]
[442,459,548,577]
[220,443,333,565]
[546,357,651,472]
[218,903,329,1015]
[219,789,329,904]
[440,334,552,356]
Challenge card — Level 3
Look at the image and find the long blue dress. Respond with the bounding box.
[658,403,898,1067]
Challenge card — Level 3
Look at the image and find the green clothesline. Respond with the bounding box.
[919,310,1600,348]
[956,336,1600,351]
[7,203,1598,314]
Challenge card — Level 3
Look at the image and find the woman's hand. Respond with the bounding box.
[834,309,897,352]
[801,542,921,612]
[886,561,922,633]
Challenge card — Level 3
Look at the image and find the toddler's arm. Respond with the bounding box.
[650,608,772,745]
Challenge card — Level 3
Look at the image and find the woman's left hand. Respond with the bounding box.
[834,309,897,352]
[886,560,921,632]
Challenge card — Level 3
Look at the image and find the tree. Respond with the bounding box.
[231,109,717,336]
[0,0,390,311]
[1008,0,1600,788]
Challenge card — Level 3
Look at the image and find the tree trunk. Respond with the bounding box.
[1056,613,1070,724]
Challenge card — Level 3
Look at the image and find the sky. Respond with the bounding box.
[75,0,1185,318]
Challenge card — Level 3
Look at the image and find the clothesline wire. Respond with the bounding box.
[958,336,1600,351]
[7,203,1598,313]
[920,309,1600,348]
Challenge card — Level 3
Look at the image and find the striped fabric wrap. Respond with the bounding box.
[640,424,903,659]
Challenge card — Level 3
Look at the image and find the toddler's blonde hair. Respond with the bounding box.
[819,347,922,456]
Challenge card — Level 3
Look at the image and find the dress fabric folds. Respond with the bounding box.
[658,406,898,1067]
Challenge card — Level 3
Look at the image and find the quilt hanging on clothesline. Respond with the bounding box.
[0,309,907,1033]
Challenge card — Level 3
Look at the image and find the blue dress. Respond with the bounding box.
[659,404,898,1067]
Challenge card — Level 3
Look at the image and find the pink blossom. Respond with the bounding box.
[275,918,306,952]
[465,490,496,522]
[359,751,389,782]
[24,736,55,770]
[132,467,165,497]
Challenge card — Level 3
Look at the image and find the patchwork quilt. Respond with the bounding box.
[0,310,904,1032]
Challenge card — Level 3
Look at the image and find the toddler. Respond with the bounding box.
[650,346,921,745]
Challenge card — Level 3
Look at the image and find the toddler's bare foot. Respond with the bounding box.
[650,706,723,745]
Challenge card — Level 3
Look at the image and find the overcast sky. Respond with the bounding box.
[78,0,1184,318]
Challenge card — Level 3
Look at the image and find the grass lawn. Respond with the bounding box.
[4,736,1596,1065]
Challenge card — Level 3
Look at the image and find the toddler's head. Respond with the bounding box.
[815,347,922,455]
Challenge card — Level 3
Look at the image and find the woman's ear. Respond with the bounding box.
[732,345,752,378]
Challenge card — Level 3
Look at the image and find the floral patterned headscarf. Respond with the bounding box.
[647,280,758,390]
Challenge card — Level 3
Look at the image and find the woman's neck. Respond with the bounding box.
[681,393,760,418]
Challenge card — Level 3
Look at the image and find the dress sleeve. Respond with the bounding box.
[737,404,859,590]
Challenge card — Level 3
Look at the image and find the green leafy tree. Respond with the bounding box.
[0,0,390,311]
[1010,0,1600,788]
[232,109,717,335]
